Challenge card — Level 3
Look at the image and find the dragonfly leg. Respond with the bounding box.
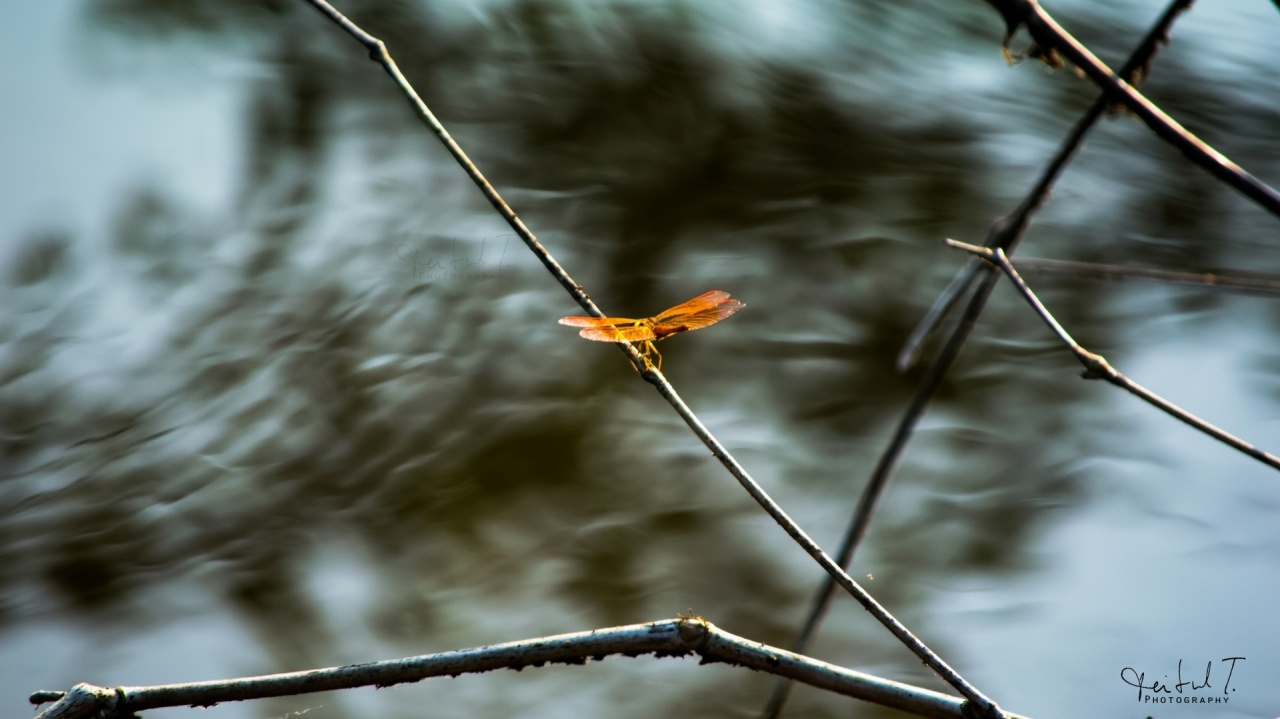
[638,340,662,372]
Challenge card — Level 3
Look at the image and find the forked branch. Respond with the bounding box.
[766,3,1198,716]
[947,239,1280,472]
[899,0,1197,371]
[27,618,1028,719]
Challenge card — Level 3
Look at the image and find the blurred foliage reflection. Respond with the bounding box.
[4,0,1279,717]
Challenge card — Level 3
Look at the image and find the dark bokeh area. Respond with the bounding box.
[3,1,1280,718]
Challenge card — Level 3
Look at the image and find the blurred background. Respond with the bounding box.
[2,1,1279,717]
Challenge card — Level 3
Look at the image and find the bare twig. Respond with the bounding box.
[1011,257,1280,294]
[949,240,1280,472]
[297,1,1002,715]
[27,618,1029,719]
[762,271,1002,719]
[992,0,1280,216]
[899,260,986,372]
[646,374,1003,717]
[900,0,1195,371]
[764,4,1197,716]
[296,0,595,314]
[767,4,1200,715]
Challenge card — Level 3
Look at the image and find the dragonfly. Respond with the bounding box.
[559,290,744,371]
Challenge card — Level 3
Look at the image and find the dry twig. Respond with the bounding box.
[293,1,1004,715]
[948,239,1280,472]
[764,3,1199,716]
[28,618,1028,719]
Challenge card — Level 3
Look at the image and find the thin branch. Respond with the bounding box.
[1011,257,1280,294]
[297,1,1002,715]
[900,0,1195,371]
[297,0,594,314]
[897,260,985,372]
[27,619,1030,719]
[761,268,1002,719]
[996,0,1280,217]
[770,4,1198,715]
[764,3,1196,716]
[948,240,1280,472]
[643,373,1001,716]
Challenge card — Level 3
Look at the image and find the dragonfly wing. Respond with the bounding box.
[558,315,638,327]
[560,314,654,342]
[578,323,656,342]
[652,290,731,325]
[559,290,741,344]
[655,295,744,334]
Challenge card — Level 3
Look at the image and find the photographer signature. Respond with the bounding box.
[1120,657,1244,701]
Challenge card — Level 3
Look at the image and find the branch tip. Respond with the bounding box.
[29,691,67,706]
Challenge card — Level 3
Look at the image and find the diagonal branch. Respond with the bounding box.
[991,0,1280,216]
[899,0,1195,371]
[948,239,1280,472]
[297,1,1003,715]
[767,3,1196,716]
[27,619,1031,719]
[762,270,1002,719]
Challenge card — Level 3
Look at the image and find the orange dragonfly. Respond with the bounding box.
[559,290,744,371]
